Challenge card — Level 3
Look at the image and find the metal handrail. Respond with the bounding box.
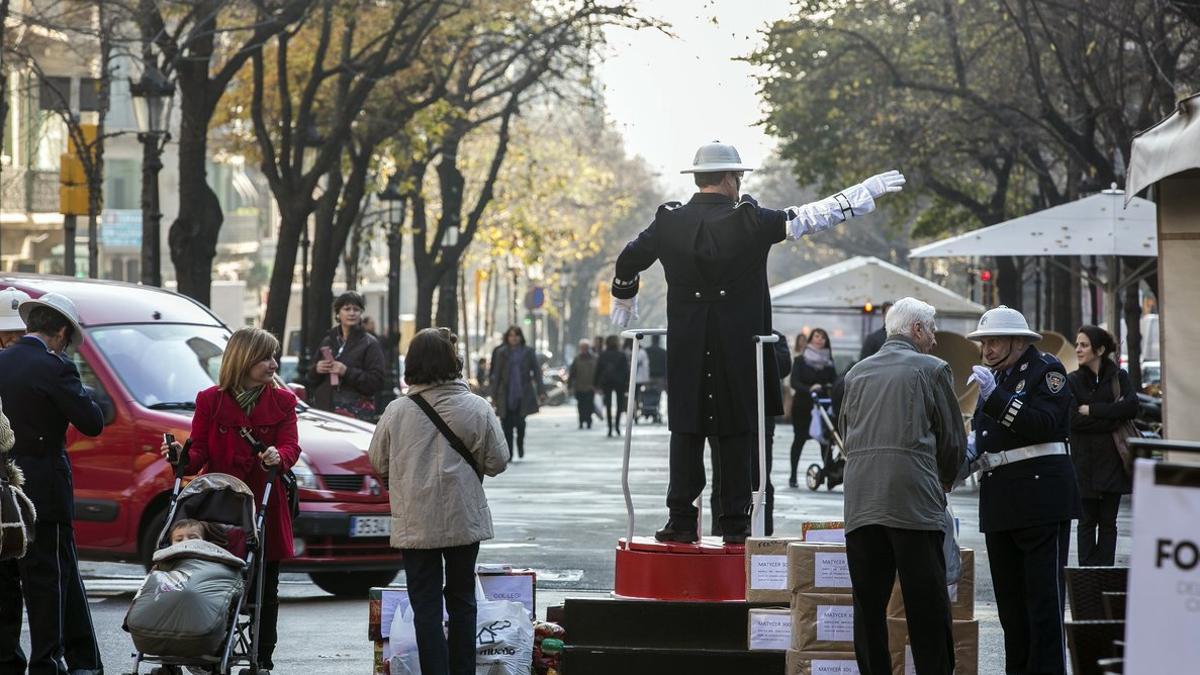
[620,328,668,545]
[752,334,780,538]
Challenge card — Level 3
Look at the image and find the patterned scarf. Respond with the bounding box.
[802,345,833,369]
[234,385,265,417]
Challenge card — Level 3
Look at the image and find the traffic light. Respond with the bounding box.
[862,302,874,314]
[979,269,995,306]
[598,281,611,316]
[59,123,97,216]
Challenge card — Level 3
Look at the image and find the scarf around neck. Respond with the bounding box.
[234,385,265,416]
[802,345,833,369]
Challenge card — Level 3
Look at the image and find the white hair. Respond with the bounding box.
[885,297,937,337]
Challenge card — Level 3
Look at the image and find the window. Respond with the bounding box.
[39,76,71,111]
[104,159,140,210]
[33,112,67,171]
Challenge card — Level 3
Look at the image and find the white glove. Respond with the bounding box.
[967,365,997,401]
[611,296,638,328]
[965,430,979,462]
[862,170,906,199]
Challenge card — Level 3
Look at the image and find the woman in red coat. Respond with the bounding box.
[163,327,300,672]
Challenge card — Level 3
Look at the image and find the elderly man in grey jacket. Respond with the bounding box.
[839,297,966,675]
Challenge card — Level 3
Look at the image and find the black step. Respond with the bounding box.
[563,597,783,650]
[562,646,784,675]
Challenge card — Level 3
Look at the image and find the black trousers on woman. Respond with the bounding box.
[402,543,480,675]
[789,401,813,483]
[1078,492,1122,566]
[602,388,626,436]
[501,409,527,458]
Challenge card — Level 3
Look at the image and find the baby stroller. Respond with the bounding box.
[805,393,846,491]
[635,383,663,424]
[123,440,277,675]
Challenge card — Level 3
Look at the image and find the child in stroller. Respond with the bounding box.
[123,469,275,675]
[804,388,847,491]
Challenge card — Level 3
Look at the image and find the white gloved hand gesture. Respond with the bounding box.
[611,296,638,328]
[967,365,997,401]
[862,170,906,199]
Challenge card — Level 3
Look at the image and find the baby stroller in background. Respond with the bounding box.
[124,440,277,675]
[635,383,663,424]
[805,393,846,491]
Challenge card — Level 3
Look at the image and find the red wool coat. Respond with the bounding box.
[185,385,302,561]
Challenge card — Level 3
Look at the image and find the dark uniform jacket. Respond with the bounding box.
[0,336,104,522]
[972,344,1081,533]
[1067,360,1137,497]
[612,193,787,435]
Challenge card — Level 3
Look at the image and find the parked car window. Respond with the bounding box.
[87,324,230,407]
[72,351,110,401]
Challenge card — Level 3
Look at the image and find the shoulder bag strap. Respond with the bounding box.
[409,393,482,482]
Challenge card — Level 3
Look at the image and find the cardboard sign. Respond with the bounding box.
[792,593,856,652]
[746,537,803,602]
[802,521,846,543]
[751,554,790,590]
[813,552,852,589]
[747,608,793,651]
[785,650,861,675]
[1125,459,1200,672]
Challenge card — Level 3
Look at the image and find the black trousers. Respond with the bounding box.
[789,404,813,481]
[1078,493,1122,566]
[668,431,751,535]
[845,525,954,675]
[986,521,1071,675]
[711,418,775,536]
[575,391,595,428]
[602,388,626,435]
[501,409,526,458]
[254,561,281,669]
[0,520,99,675]
[402,543,480,675]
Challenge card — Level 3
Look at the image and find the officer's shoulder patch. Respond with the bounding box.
[1045,371,1066,394]
[658,201,683,212]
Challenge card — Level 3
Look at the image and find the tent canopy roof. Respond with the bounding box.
[909,190,1157,258]
[770,256,985,317]
[1128,92,1200,197]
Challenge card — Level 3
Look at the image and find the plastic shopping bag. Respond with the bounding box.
[388,604,422,675]
[593,392,605,420]
[808,405,824,440]
[943,503,962,585]
[475,578,533,675]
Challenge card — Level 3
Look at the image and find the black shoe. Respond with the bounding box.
[654,524,699,543]
[788,477,799,488]
[722,531,749,545]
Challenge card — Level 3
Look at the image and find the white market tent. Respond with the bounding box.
[769,256,985,355]
[909,188,1157,336]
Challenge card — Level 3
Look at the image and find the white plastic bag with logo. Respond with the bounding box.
[388,604,422,675]
[474,577,533,675]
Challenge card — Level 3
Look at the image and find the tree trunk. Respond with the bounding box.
[262,206,306,339]
[1050,262,1073,336]
[996,256,1022,310]
[1123,257,1143,390]
[306,172,345,357]
[414,273,440,331]
[435,264,459,332]
[566,279,593,354]
[168,75,222,306]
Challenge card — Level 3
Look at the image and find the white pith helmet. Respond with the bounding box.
[19,292,85,343]
[1,287,32,332]
[680,140,755,174]
[967,306,1042,342]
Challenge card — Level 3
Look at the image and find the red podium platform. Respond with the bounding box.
[614,536,746,601]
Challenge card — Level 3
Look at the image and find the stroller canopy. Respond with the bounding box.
[172,473,258,547]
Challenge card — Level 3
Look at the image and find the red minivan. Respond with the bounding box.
[0,274,400,596]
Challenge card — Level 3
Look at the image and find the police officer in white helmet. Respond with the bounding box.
[0,287,31,349]
[608,140,904,544]
[965,306,1080,675]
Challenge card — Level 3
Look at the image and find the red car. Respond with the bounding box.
[0,274,400,596]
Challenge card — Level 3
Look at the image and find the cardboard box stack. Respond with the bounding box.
[884,548,978,674]
[787,540,857,672]
[785,649,862,674]
[745,537,803,603]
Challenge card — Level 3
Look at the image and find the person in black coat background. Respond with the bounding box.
[789,328,837,488]
[307,291,388,421]
[594,336,630,438]
[0,293,104,675]
[1067,325,1137,567]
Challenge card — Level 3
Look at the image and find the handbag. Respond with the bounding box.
[1108,376,1139,475]
[1,457,37,560]
[409,393,483,482]
[237,427,301,519]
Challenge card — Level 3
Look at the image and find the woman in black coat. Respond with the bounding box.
[490,326,541,459]
[594,335,630,438]
[788,328,837,487]
[1068,325,1138,566]
[308,291,387,421]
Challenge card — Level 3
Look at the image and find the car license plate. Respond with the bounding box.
[350,516,391,538]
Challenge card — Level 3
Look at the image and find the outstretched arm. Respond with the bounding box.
[784,170,905,240]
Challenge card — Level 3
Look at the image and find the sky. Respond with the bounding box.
[596,0,795,196]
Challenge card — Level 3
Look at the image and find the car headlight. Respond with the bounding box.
[291,455,320,489]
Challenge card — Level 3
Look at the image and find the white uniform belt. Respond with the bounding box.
[971,442,1067,474]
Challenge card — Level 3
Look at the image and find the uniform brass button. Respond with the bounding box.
[694,291,701,298]
[1034,475,1040,479]
[706,373,712,378]
[706,351,710,356]
[708,394,713,399]
[719,290,726,297]
[708,415,714,420]
[981,431,988,437]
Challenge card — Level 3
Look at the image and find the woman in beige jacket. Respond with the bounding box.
[369,327,508,675]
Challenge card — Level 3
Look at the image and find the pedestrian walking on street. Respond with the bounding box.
[858,301,892,361]
[489,326,541,459]
[609,139,905,544]
[568,339,598,429]
[0,288,31,349]
[369,328,508,675]
[162,327,300,673]
[307,291,388,422]
[1068,325,1136,566]
[595,335,629,437]
[0,292,105,675]
[839,297,965,675]
[966,306,1080,675]
[789,328,837,488]
[645,333,668,390]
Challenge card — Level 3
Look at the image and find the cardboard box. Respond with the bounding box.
[802,521,846,543]
[788,543,853,595]
[748,607,793,651]
[785,649,861,674]
[886,548,975,620]
[791,592,856,653]
[886,618,978,675]
[746,537,803,602]
[368,568,537,640]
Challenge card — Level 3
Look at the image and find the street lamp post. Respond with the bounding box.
[379,180,405,397]
[130,65,173,287]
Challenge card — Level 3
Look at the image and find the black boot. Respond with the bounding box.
[654,522,698,543]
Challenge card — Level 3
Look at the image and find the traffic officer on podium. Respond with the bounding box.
[0,292,105,675]
[965,306,1080,675]
[609,140,905,544]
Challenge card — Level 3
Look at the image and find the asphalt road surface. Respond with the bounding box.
[24,404,1129,673]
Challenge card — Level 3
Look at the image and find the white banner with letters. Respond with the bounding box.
[1125,458,1200,671]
